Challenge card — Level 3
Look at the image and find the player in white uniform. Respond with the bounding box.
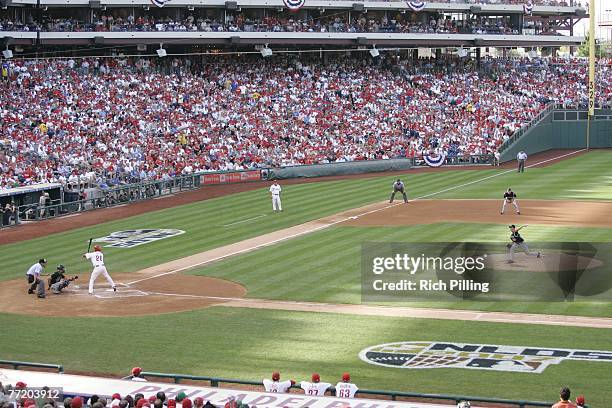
[335,373,358,399]
[269,180,282,212]
[300,373,332,396]
[83,245,116,295]
[263,372,293,393]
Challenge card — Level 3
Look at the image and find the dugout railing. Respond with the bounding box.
[7,173,202,226]
[0,360,589,408]
[135,371,570,408]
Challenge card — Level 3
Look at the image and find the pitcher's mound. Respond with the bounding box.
[0,273,246,317]
[485,253,604,272]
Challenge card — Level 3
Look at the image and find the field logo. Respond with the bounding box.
[359,341,612,373]
[93,229,185,248]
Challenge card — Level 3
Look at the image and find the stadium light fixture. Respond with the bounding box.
[2,46,12,59]
[156,43,167,58]
[260,44,273,57]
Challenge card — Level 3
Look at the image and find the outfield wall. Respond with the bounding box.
[501,110,612,162]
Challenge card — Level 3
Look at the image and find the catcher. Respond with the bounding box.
[47,265,78,294]
[501,188,520,215]
[506,225,541,263]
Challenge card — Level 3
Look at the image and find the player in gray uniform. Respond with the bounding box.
[47,265,78,294]
[389,179,408,203]
[506,225,541,263]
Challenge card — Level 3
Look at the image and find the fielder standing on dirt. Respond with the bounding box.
[83,245,116,295]
[270,180,282,212]
[506,225,541,263]
[389,179,408,203]
[501,188,520,215]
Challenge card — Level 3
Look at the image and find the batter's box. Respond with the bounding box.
[94,289,149,299]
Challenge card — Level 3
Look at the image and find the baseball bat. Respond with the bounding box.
[87,238,93,253]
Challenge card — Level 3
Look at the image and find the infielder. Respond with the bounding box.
[501,188,520,215]
[300,374,331,396]
[507,224,541,263]
[263,372,294,393]
[389,179,408,203]
[26,258,47,298]
[83,245,116,294]
[269,180,282,212]
[335,373,358,398]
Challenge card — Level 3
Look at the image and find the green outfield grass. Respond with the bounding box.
[2,150,612,406]
[0,307,610,406]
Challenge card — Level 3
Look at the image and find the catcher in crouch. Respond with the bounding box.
[501,188,520,215]
[506,224,541,263]
[47,264,78,294]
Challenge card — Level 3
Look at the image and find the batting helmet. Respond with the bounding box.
[94,245,102,251]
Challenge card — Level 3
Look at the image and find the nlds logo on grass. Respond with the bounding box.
[359,341,612,373]
[93,229,185,248]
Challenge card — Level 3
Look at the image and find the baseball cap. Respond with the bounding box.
[148,396,157,404]
[167,399,177,408]
[132,367,142,376]
[509,225,516,228]
[194,397,204,407]
[182,399,192,408]
[342,372,350,382]
[576,395,585,406]
[112,394,121,401]
[176,392,187,402]
[39,258,47,264]
[272,371,280,381]
[15,381,27,388]
[71,397,84,408]
[311,373,320,383]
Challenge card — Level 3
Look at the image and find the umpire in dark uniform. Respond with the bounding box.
[389,179,408,203]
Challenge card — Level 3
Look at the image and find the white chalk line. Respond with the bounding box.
[222,214,267,227]
[126,149,586,286]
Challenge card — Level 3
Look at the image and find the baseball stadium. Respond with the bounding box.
[1,0,611,407]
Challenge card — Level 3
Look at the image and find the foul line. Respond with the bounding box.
[127,149,586,286]
[222,214,267,227]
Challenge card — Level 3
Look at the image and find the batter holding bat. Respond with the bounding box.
[506,224,541,263]
[83,240,116,295]
[501,188,520,215]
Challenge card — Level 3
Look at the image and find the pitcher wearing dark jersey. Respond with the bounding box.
[507,225,541,263]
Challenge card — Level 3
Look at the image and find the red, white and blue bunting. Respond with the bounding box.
[523,1,533,15]
[407,1,426,12]
[423,153,446,168]
[151,0,167,7]
[283,0,306,11]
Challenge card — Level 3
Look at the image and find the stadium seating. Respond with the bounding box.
[0,56,610,190]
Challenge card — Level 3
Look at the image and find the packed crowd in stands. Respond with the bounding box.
[2,14,561,35]
[0,54,610,191]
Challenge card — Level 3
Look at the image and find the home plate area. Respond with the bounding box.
[71,283,148,299]
[0,272,247,317]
